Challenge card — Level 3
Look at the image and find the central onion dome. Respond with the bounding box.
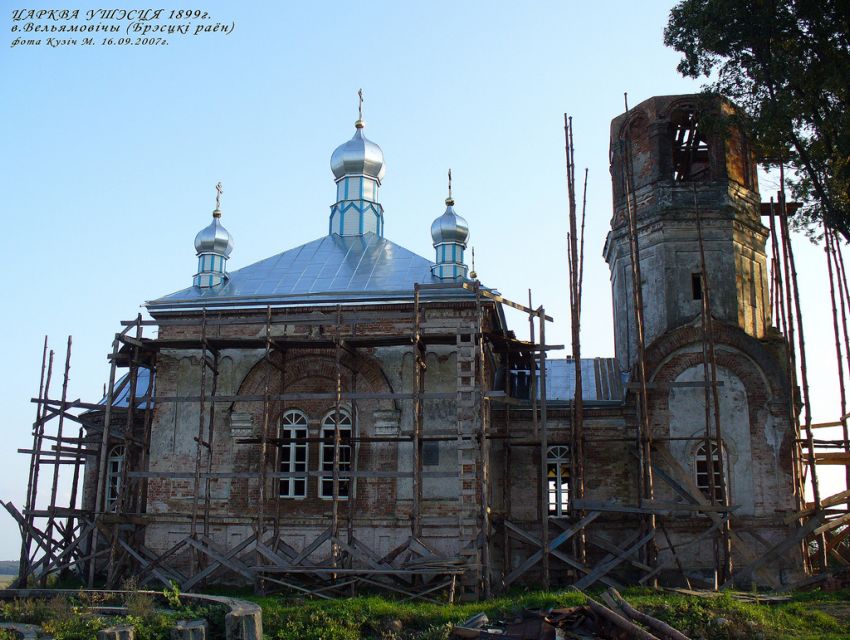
[329,92,387,237]
[431,197,469,245]
[194,210,234,257]
[330,119,386,183]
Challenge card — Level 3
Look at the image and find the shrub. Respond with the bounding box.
[0,597,49,625]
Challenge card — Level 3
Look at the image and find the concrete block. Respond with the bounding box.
[225,604,263,640]
[171,619,208,640]
[97,624,136,640]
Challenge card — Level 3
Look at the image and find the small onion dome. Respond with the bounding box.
[194,210,234,257]
[431,198,470,246]
[330,121,386,182]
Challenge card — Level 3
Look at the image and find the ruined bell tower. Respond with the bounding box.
[603,94,771,373]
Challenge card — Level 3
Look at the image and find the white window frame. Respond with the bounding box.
[695,440,728,503]
[106,445,125,512]
[319,409,352,500]
[547,445,570,517]
[279,409,309,499]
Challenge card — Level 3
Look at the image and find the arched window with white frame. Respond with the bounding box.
[279,409,309,499]
[695,441,728,503]
[320,409,352,500]
[547,445,570,517]
[106,445,125,511]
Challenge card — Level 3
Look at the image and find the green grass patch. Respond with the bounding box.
[622,588,849,640]
[242,587,850,640]
[0,590,228,640]
[249,590,586,640]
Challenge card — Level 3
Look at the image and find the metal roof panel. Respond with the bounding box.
[147,233,477,311]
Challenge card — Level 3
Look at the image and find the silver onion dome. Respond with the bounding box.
[330,121,386,182]
[431,198,470,245]
[194,211,234,257]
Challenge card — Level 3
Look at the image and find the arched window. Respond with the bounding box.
[106,445,125,511]
[279,410,309,498]
[320,410,352,500]
[547,445,570,517]
[695,441,727,503]
[670,107,710,182]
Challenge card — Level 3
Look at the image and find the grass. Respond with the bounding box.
[243,587,850,640]
[0,582,845,639]
[0,590,228,640]
[622,588,848,640]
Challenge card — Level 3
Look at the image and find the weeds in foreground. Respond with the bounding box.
[249,587,850,640]
[0,584,227,640]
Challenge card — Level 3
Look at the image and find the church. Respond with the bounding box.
[70,92,802,599]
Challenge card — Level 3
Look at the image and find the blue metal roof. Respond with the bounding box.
[545,358,625,402]
[511,358,625,403]
[147,233,476,312]
[97,367,153,409]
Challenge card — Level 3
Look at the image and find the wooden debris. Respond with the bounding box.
[583,592,664,640]
[607,588,691,640]
[453,613,489,638]
[450,593,692,640]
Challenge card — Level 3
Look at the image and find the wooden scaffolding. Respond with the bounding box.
[8,110,850,600]
[9,281,565,601]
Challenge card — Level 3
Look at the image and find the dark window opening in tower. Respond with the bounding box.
[547,445,570,517]
[691,272,703,300]
[695,441,725,503]
[671,108,710,182]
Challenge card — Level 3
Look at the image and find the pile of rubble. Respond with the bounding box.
[451,589,691,640]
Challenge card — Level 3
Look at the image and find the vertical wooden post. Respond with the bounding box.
[502,349,513,587]
[778,177,825,568]
[347,365,358,548]
[120,316,143,515]
[412,285,423,540]
[90,333,121,587]
[332,306,343,566]
[538,308,549,590]
[827,229,850,507]
[476,282,492,598]
[621,93,656,567]
[256,305,272,590]
[43,336,72,585]
[203,348,219,540]
[528,291,538,440]
[273,309,288,545]
[108,318,140,586]
[135,350,156,551]
[190,310,208,546]
[20,338,50,588]
[693,183,732,583]
[565,115,587,563]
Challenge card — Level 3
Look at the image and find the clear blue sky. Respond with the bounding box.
[0,1,843,560]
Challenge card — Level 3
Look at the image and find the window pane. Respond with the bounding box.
[320,413,352,499]
[280,416,308,498]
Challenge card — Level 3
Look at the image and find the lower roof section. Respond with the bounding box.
[510,357,625,404]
